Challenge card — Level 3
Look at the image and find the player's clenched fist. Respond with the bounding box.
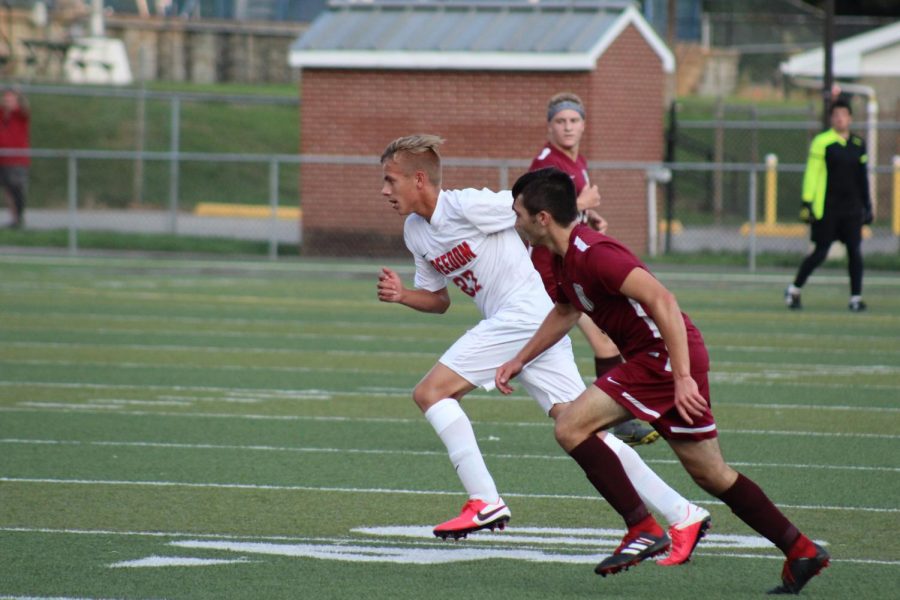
[377,267,404,303]
[584,208,608,234]
[576,184,601,212]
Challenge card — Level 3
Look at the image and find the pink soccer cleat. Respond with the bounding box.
[433,497,511,540]
[657,504,712,566]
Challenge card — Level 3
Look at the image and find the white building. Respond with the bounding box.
[781,20,900,112]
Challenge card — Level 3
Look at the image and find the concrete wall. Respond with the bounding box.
[107,17,306,83]
[299,25,666,257]
[0,8,305,84]
[109,16,306,84]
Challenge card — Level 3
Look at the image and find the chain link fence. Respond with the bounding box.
[666,98,900,264]
[4,84,899,264]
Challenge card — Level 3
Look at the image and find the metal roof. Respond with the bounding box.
[289,0,674,72]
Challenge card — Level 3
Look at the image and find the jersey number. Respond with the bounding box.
[452,270,482,298]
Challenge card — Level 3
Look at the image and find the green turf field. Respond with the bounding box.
[1,254,898,599]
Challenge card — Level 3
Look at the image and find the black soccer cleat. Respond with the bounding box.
[611,419,660,447]
[784,288,802,310]
[595,531,670,577]
[848,300,867,312]
[767,543,830,595]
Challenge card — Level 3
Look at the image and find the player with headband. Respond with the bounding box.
[529,92,661,450]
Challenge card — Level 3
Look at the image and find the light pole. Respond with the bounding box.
[822,0,834,130]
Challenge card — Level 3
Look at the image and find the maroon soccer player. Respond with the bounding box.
[529,92,658,449]
[496,167,829,594]
[0,88,30,229]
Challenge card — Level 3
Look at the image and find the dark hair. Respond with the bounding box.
[511,167,579,225]
[830,98,851,115]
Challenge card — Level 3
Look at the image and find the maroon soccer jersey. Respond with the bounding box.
[0,107,30,167]
[529,143,589,194]
[551,225,709,372]
[529,143,590,300]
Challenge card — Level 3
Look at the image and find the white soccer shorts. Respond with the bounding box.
[439,313,586,415]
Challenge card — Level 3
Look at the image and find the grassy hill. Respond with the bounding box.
[27,82,300,210]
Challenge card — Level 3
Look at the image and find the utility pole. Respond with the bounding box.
[666,0,677,49]
[90,0,104,37]
[822,0,834,129]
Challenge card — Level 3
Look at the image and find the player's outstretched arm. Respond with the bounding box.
[619,267,707,424]
[496,303,580,394]
[377,267,450,314]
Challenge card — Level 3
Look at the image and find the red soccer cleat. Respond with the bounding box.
[433,498,511,540]
[657,504,711,566]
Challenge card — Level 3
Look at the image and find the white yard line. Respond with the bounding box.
[4,253,900,286]
[0,526,900,568]
[0,405,898,439]
[6,339,900,359]
[0,398,900,440]
[5,341,434,358]
[0,596,158,600]
[1,380,898,408]
[9,356,900,380]
[3,312,897,345]
[1,438,896,473]
[0,477,896,514]
[1,310,456,333]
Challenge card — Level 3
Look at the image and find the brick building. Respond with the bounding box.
[289,0,674,256]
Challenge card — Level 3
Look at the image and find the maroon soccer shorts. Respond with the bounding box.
[594,355,718,441]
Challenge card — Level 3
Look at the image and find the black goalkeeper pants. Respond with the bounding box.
[793,236,864,296]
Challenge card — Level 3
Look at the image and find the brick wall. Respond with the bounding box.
[586,25,666,252]
[300,24,665,257]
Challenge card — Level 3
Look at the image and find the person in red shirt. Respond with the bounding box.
[497,168,829,594]
[529,92,658,447]
[0,88,30,228]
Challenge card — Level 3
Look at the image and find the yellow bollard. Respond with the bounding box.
[765,154,778,226]
[893,155,900,236]
[741,153,804,237]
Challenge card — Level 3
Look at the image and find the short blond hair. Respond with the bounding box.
[381,134,444,186]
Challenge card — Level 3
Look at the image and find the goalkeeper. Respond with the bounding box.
[785,98,873,312]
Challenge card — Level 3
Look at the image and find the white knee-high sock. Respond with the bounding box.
[601,432,689,526]
[425,398,499,503]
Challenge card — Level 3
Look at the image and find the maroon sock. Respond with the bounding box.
[594,354,624,378]
[717,473,800,554]
[568,435,649,527]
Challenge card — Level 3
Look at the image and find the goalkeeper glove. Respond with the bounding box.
[799,202,814,224]
[863,206,874,225]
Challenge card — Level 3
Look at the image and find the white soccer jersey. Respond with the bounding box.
[404,188,553,322]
